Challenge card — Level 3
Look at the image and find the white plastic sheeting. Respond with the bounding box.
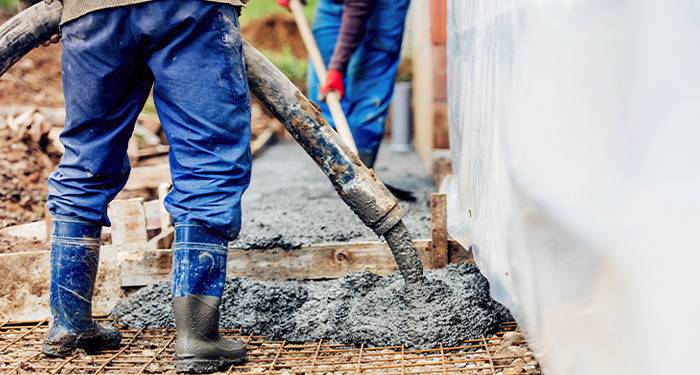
[445,1,700,374]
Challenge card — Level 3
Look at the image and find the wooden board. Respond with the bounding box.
[123,163,171,191]
[430,193,448,268]
[0,246,130,322]
[119,239,472,287]
[108,199,148,245]
[0,239,471,320]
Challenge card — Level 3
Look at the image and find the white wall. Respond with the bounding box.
[446,1,700,374]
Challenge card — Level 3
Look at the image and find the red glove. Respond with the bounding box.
[321,69,345,99]
[276,0,291,9]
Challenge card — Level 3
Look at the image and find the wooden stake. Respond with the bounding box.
[430,193,448,268]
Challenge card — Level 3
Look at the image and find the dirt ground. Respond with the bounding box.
[0,126,53,229]
[0,44,63,107]
[241,13,307,59]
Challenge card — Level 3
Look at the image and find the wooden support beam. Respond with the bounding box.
[431,150,453,188]
[0,239,472,320]
[0,248,126,322]
[431,193,448,268]
[0,220,47,241]
[108,198,148,245]
[118,239,472,287]
[1,198,169,243]
[157,182,172,232]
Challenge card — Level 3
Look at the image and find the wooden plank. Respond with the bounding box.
[108,198,148,245]
[44,205,51,241]
[2,199,165,243]
[124,163,171,191]
[431,193,448,268]
[0,220,47,241]
[0,239,472,320]
[431,150,453,188]
[411,0,435,169]
[251,125,277,157]
[127,136,140,166]
[157,183,172,232]
[138,144,169,158]
[0,248,126,322]
[430,0,447,45]
[119,239,472,287]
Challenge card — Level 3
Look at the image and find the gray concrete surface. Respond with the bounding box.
[230,140,434,249]
[112,263,513,348]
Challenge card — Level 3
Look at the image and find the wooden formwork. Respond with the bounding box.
[0,192,465,322]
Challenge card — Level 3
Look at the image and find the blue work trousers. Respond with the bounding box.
[307,0,411,165]
[48,1,252,241]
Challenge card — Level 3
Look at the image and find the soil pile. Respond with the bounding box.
[0,44,63,108]
[111,263,513,348]
[241,13,307,59]
[0,127,55,230]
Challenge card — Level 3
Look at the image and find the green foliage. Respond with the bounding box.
[240,0,317,26]
[260,47,307,84]
[0,0,17,11]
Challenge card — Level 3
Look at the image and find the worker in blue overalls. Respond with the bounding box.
[20,0,251,372]
[278,0,412,168]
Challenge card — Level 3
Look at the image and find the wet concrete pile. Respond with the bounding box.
[111,263,512,348]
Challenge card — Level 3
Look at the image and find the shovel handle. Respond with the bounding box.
[289,0,358,154]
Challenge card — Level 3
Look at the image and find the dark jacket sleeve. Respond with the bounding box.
[328,0,378,73]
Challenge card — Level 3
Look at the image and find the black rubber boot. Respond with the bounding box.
[174,295,246,373]
[43,322,122,357]
[42,221,121,357]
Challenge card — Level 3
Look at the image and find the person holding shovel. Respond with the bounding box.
[19,0,251,372]
[278,0,411,168]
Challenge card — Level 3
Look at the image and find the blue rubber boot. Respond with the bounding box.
[172,225,245,373]
[42,221,121,357]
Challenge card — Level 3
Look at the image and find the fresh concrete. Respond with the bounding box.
[231,140,433,249]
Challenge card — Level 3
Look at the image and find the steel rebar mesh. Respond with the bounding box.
[0,320,539,374]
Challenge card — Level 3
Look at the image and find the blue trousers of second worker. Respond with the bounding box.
[307,0,411,165]
[47,1,252,241]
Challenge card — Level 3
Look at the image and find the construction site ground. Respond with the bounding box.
[0,7,542,375]
[0,320,540,374]
[233,139,433,249]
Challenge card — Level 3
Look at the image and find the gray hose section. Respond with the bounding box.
[0,0,61,77]
[242,42,406,235]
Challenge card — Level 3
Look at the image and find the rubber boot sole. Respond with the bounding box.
[42,330,122,357]
[176,356,246,374]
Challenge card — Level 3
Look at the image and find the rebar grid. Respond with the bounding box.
[0,321,540,374]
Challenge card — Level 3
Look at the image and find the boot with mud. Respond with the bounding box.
[42,221,122,357]
[172,225,246,373]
